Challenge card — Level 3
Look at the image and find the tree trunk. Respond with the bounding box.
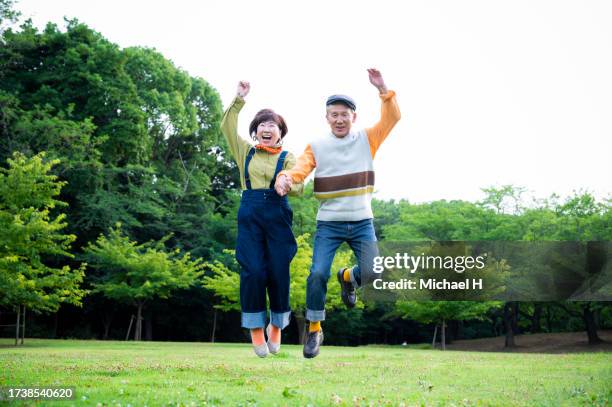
[52,312,59,339]
[15,305,20,346]
[211,309,217,343]
[20,305,25,345]
[145,310,153,341]
[491,315,499,336]
[125,315,135,341]
[504,303,515,347]
[102,311,113,340]
[531,303,542,333]
[135,304,143,341]
[103,322,110,340]
[431,324,438,348]
[511,302,520,334]
[582,304,602,344]
[294,311,306,345]
[545,304,552,333]
[441,319,446,351]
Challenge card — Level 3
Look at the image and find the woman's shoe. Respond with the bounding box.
[266,324,281,354]
[253,342,269,358]
[251,328,269,357]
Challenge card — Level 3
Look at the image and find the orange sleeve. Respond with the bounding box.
[278,144,316,183]
[366,90,401,158]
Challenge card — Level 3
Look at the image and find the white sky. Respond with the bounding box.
[15,0,612,203]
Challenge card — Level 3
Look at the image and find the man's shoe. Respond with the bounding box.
[303,328,324,359]
[337,268,356,308]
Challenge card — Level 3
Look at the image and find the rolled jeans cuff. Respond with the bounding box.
[270,311,291,330]
[241,311,266,329]
[306,309,326,322]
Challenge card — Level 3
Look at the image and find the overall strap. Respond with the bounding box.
[244,148,256,190]
[269,151,288,189]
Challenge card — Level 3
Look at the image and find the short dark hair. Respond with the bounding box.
[248,109,288,139]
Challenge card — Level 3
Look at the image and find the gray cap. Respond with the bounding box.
[326,94,356,111]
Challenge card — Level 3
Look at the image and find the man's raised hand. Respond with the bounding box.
[367,68,387,95]
[237,81,250,98]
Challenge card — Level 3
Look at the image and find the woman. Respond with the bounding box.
[220,81,302,357]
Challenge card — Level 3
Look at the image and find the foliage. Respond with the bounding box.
[0,152,86,312]
[82,224,205,306]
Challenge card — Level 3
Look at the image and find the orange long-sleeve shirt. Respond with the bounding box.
[280,90,400,183]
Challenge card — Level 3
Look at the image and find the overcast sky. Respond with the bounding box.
[15,0,612,203]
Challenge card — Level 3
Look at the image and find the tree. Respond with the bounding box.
[288,182,318,238]
[548,192,612,344]
[396,301,501,350]
[0,0,19,36]
[0,152,86,345]
[382,194,524,348]
[0,18,231,256]
[82,224,205,341]
[0,18,235,340]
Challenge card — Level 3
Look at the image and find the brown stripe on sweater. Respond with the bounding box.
[314,171,375,193]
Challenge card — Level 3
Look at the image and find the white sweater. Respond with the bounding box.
[310,129,374,221]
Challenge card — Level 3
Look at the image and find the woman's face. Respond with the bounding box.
[255,120,282,146]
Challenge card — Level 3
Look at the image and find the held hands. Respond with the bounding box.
[274,174,293,196]
[237,81,250,98]
[367,68,388,95]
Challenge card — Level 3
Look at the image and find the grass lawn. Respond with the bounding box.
[1,338,610,406]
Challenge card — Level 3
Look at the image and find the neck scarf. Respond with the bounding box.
[255,144,283,154]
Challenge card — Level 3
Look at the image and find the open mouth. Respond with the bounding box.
[261,134,272,141]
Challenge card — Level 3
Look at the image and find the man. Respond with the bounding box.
[275,68,400,358]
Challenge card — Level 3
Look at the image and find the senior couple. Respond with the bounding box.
[219,68,400,359]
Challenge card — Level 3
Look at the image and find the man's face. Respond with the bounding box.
[326,104,356,138]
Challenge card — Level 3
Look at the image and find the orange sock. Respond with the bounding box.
[269,325,281,344]
[343,267,352,282]
[309,321,321,333]
[250,328,265,346]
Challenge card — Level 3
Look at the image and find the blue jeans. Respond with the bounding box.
[306,219,379,322]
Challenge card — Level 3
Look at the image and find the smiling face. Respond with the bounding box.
[326,104,356,138]
[249,109,288,147]
[255,121,282,147]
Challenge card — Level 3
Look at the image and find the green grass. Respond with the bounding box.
[0,338,610,406]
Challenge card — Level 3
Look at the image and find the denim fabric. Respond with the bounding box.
[236,189,297,329]
[305,218,379,321]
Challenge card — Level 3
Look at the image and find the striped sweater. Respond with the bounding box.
[280,91,400,221]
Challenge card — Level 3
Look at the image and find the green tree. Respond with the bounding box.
[396,301,501,349]
[0,0,19,35]
[82,224,205,341]
[0,152,86,345]
[0,19,231,256]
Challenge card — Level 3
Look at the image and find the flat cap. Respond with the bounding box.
[326,94,356,111]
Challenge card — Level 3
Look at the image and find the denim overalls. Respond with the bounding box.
[235,148,298,329]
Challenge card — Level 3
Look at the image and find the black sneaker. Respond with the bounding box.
[337,268,356,308]
[303,328,324,359]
